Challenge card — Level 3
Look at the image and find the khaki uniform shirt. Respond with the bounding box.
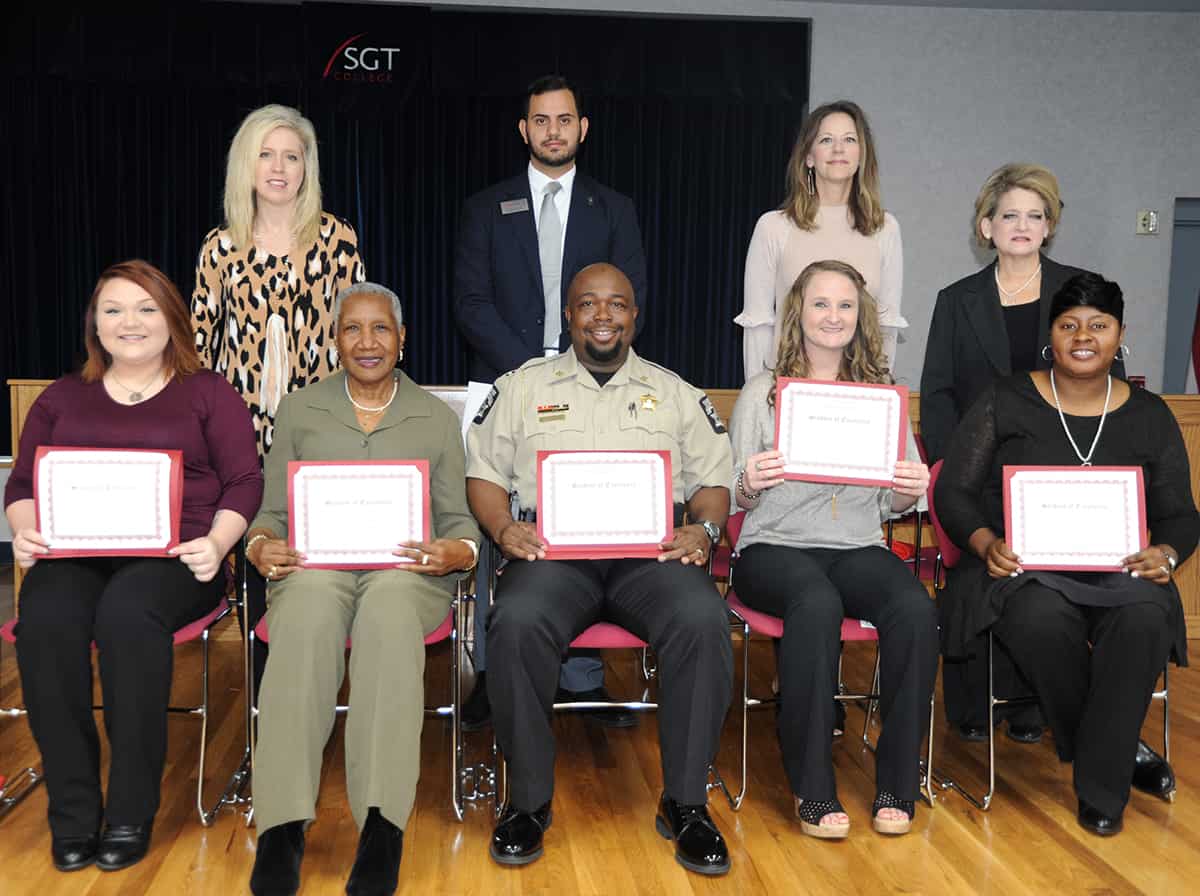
[466,348,733,512]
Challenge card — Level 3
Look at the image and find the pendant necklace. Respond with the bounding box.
[1049,370,1111,465]
[109,370,162,403]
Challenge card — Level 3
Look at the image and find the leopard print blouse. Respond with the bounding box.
[191,212,365,455]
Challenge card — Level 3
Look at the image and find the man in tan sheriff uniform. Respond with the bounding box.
[466,263,734,876]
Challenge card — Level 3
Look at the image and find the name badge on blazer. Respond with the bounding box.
[500,198,530,215]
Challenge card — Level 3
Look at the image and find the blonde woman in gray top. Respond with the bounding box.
[729,259,935,839]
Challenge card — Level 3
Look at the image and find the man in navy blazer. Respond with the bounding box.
[453,75,648,728]
[454,75,647,384]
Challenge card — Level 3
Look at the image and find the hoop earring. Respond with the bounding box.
[1117,344,1130,361]
[1041,345,1052,361]
[806,165,815,196]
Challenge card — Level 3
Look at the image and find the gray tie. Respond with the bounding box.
[538,181,563,353]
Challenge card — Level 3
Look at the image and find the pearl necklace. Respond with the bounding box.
[345,376,398,414]
[994,262,1041,303]
[1049,370,1110,466]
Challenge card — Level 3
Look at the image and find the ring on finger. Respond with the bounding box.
[756,461,764,471]
[1160,565,1170,576]
[421,553,430,566]
[268,565,277,578]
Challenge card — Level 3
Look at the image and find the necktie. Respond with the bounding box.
[538,181,563,353]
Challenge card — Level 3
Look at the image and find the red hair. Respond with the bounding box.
[82,260,201,382]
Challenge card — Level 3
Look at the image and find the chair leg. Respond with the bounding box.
[450,595,464,822]
[932,633,999,811]
[861,644,882,747]
[713,619,749,811]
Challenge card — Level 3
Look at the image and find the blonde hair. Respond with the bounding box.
[780,100,886,236]
[973,163,1063,249]
[222,104,323,251]
[770,260,891,407]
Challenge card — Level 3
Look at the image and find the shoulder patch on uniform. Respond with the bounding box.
[473,385,500,425]
[699,396,727,434]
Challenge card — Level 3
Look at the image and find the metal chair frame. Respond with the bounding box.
[0,620,42,821]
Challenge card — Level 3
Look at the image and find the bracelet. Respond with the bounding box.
[736,468,763,501]
[245,533,270,558]
[458,538,480,571]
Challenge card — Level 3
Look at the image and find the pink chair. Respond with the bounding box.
[0,598,235,825]
[719,511,936,811]
[244,589,469,822]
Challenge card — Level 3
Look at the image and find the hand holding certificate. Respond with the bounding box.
[774,378,908,487]
[1003,466,1147,571]
[536,450,673,560]
[33,447,182,557]
[289,461,430,569]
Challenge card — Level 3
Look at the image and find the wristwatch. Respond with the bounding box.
[698,519,721,545]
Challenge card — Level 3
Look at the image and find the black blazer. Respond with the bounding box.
[919,255,1124,464]
[453,171,647,383]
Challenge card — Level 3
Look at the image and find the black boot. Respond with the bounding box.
[346,808,403,895]
[250,820,306,896]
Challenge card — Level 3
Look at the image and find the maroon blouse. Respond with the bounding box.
[5,371,263,541]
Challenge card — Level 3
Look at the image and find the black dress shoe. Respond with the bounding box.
[51,833,99,872]
[1131,739,1176,801]
[462,672,492,732]
[955,722,990,742]
[654,794,730,876]
[346,808,403,895]
[1077,800,1123,836]
[95,821,153,871]
[250,820,306,896]
[556,686,638,728]
[1005,722,1044,744]
[489,802,552,866]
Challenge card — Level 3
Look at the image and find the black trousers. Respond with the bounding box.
[487,558,733,811]
[736,543,938,802]
[991,583,1171,818]
[15,557,219,837]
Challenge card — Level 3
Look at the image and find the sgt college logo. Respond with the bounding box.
[322,33,401,84]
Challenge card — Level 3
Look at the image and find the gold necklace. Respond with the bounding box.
[109,369,162,403]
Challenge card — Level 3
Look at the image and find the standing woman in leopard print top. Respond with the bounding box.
[191,104,366,458]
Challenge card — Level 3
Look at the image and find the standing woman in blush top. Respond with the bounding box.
[5,260,262,874]
[191,104,365,679]
[736,100,905,382]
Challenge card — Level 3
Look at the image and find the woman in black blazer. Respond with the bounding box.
[923,165,1081,744]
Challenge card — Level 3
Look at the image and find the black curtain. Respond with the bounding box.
[0,2,810,454]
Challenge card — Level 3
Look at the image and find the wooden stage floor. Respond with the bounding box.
[1,569,1197,895]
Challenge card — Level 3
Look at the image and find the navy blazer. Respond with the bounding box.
[919,255,1124,464]
[453,171,647,383]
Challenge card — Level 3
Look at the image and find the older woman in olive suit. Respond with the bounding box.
[245,283,479,896]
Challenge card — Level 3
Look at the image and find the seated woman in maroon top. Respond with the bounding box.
[4,260,262,874]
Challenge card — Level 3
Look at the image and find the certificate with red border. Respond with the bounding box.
[288,460,430,569]
[34,446,182,556]
[536,450,673,560]
[774,378,908,487]
[1004,465,1147,571]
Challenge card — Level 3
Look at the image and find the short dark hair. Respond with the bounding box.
[523,74,582,118]
[1049,272,1125,326]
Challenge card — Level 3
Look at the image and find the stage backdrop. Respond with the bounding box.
[0,2,809,455]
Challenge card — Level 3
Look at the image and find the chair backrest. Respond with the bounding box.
[926,460,962,570]
[725,511,745,546]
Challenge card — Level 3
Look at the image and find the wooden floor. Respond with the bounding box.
[2,568,1199,894]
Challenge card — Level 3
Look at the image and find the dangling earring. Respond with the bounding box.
[398,349,404,361]
[1041,345,1052,361]
[1117,344,1130,361]
[806,165,815,196]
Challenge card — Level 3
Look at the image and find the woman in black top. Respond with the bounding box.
[921,164,1126,741]
[937,273,1198,835]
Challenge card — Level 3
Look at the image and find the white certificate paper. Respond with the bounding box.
[536,450,672,559]
[1004,466,1147,571]
[775,378,908,487]
[34,447,180,554]
[289,461,429,569]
